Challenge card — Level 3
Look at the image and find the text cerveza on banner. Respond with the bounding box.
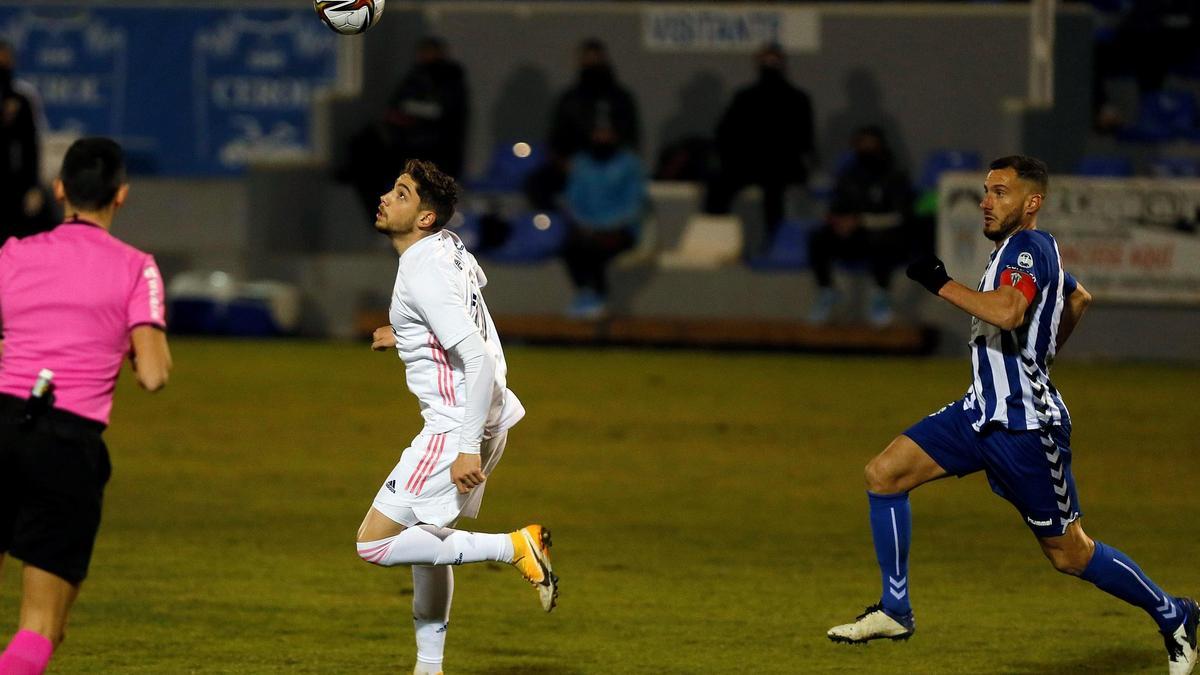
[938,172,1200,305]
[0,6,338,176]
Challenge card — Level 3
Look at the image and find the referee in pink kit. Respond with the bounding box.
[0,137,171,674]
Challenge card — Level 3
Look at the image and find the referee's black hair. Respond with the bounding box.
[60,137,126,210]
[404,158,458,230]
[989,155,1049,193]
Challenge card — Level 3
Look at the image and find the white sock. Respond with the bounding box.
[413,565,453,672]
[357,525,514,567]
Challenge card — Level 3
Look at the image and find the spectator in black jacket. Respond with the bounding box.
[808,126,913,327]
[342,36,469,221]
[0,41,43,243]
[704,43,814,250]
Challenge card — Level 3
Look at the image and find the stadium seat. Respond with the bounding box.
[466,140,543,192]
[918,149,982,191]
[226,281,301,336]
[659,214,743,269]
[483,210,567,264]
[613,215,659,269]
[748,218,815,271]
[167,270,237,335]
[167,272,300,336]
[1075,154,1134,177]
[1118,90,1199,143]
[168,298,225,335]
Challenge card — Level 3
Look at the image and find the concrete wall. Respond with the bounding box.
[94,3,1200,361]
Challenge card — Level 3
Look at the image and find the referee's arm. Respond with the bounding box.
[130,325,171,391]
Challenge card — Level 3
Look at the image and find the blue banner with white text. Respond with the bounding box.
[0,5,339,175]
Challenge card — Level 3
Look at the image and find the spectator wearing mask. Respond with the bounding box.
[525,38,640,210]
[704,43,815,251]
[342,36,469,222]
[807,126,913,327]
[560,125,646,320]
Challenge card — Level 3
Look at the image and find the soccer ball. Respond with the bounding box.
[314,0,384,35]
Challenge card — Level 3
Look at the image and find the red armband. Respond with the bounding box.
[999,268,1037,304]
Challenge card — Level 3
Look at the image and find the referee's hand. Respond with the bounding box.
[371,326,396,351]
[451,453,486,494]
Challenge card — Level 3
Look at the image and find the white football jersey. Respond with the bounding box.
[388,229,523,438]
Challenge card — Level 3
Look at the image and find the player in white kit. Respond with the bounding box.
[355,159,558,675]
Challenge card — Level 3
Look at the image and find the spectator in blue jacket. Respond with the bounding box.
[560,125,646,319]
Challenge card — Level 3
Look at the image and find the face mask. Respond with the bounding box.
[857,152,888,172]
[588,142,618,161]
[580,65,614,89]
[758,65,784,81]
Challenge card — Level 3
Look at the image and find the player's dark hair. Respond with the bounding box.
[989,155,1049,193]
[60,137,126,210]
[404,158,458,230]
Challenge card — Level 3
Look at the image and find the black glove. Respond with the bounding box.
[906,255,952,295]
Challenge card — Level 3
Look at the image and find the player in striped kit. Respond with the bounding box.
[355,159,557,675]
[827,156,1198,675]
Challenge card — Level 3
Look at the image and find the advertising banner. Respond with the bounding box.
[939,172,1200,305]
[0,5,338,175]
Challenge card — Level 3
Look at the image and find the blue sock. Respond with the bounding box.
[868,491,912,617]
[1081,540,1184,633]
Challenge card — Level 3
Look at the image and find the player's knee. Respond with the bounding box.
[864,456,897,493]
[356,536,399,566]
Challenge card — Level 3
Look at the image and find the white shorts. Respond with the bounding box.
[371,430,509,528]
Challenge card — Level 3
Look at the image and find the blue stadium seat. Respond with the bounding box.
[1149,157,1200,178]
[1075,154,1134,177]
[1119,90,1199,143]
[168,298,224,335]
[465,140,543,192]
[918,149,982,191]
[225,299,283,337]
[483,210,567,264]
[748,218,815,271]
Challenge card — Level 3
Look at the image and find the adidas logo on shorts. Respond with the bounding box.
[385,479,396,494]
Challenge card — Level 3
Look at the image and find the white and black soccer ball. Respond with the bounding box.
[314,0,384,36]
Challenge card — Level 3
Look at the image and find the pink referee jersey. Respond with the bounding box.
[0,220,166,425]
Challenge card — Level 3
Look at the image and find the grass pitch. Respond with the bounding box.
[1,340,1197,674]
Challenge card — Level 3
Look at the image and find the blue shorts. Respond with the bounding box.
[903,398,1081,538]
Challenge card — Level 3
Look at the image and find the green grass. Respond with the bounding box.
[1,340,1197,673]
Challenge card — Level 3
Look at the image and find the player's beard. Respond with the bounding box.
[984,209,1023,242]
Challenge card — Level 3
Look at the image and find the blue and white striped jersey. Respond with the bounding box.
[962,229,1077,431]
